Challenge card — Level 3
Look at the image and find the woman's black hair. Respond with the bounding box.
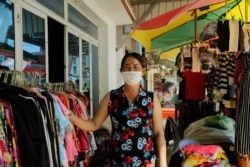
[120,52,145,69]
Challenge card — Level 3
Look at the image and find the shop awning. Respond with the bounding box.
[131,0,248,58]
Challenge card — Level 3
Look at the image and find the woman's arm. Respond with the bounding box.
[68,92,110,132]
[153,94,167,167]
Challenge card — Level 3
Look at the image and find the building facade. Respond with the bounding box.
[0,0,136,116]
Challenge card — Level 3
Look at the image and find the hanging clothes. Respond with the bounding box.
[217,20,245,53]
[235,53,250,155]
[0,71,95,167]
[0,84,54,167]
[182,70,207,101]
[0,100,20,166]
[217,20,230,52]
[213,53,236,96]
[191,47,201,72]
[229,20,240,52]
[51,89,97,166]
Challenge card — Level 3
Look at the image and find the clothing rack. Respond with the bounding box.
[0,75,93,167]
[0,70,77,92]
[0,69,41,86]
[41,81,76,92]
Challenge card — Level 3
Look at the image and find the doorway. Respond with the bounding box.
[48,17,64,82]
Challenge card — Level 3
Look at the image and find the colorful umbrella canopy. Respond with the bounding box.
[131,0,247,58]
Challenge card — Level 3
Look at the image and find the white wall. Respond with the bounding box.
[84,0,120,100]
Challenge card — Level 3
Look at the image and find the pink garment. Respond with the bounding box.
[183,144,222,159]
[67,94,89,152]
[54,95,70,116]
[76,98,97,151]
[54,96,78,162]
[64,133,78,162]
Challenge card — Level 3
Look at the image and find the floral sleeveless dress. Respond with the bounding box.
[108,85,157,167]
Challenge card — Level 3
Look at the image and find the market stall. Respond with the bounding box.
[131,0,250,127]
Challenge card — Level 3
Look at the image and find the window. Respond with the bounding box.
[36,0,64,17]
[22,9,46,83]
[68,33,79,89]
[82,40,89,92]
[0,1,14,70]
[68,4,98,40]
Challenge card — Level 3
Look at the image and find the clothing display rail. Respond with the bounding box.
[0,70,95,167]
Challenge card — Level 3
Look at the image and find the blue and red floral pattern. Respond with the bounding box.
[108,85,157,167]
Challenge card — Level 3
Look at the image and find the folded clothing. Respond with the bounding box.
[182,144,230,167]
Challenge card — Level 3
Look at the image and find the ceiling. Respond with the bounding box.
[128,0,195,26]
[94,0,195,26]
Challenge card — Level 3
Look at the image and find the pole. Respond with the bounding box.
[194,9,197,42]
[246,0,248,22]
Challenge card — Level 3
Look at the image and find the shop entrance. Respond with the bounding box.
[48,17,64,82]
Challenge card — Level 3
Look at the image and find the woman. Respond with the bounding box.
[69,52,167,167]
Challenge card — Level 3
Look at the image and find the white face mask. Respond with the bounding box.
[121,71,142,86]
